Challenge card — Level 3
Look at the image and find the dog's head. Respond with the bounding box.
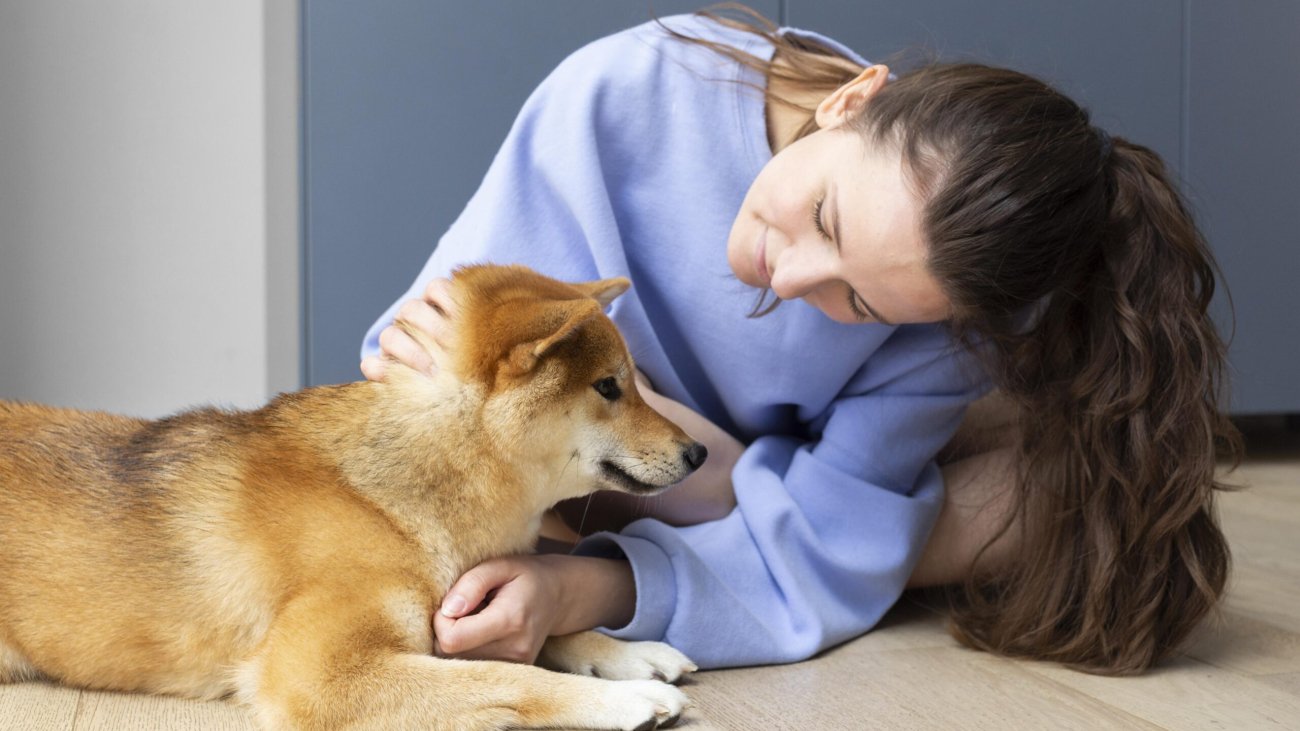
[402,264,706,501]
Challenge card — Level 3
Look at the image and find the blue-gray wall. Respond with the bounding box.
[304,1,1299,414]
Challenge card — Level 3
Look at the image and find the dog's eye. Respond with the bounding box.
[592,377,621,401]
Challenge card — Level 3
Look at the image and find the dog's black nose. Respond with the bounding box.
[682,442,708,471]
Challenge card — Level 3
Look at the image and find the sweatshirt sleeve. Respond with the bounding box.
[575,323,991,668]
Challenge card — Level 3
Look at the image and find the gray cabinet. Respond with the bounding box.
[304,1,1298,414]
[1186,0,1300,415]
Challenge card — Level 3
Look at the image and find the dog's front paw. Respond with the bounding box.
[594,679,689,730]
[540,632,697,684]
[581,640,697,684]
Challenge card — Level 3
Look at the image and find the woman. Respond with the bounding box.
[360,7,1239,675]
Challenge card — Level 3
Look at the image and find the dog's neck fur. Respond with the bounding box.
[319,368,581,594]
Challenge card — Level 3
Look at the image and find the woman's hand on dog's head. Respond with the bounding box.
[361,277,456,382]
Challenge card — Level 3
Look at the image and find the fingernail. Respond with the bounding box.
[441,594,467,617]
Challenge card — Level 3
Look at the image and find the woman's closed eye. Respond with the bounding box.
[812,197,831,241]
[846,288,871,321]
[816,195,873,322]
[814,192,885,323]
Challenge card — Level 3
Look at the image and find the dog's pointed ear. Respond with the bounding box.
[570,277,631,309]
[506,298,602,375]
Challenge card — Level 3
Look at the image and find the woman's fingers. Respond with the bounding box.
[440,558,518,618]
[359,355,388,382]
[378,324,435,376]
[434,601,527,659]
[396,298,449,349]
[433,557,547,663]
[434,613,540,663]
[367,278,460,381]
[423,277,456,316]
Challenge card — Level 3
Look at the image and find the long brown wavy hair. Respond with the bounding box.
[670,4,1243,674]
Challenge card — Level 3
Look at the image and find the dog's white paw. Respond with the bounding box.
[578,640,698,684]
[540,632,698,685]
[591,679,689,730]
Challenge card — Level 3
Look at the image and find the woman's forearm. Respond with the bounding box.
[549,555,636,634]
[909,446,1021,588]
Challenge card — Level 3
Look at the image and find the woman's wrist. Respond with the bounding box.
[545,554,636,635]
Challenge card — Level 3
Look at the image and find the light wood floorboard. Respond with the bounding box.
[2,425,1297,729]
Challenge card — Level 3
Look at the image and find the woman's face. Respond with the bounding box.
[726,67,951,326]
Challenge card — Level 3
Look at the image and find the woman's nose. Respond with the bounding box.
[769,243,834,301]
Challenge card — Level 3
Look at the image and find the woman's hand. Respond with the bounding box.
[434,554,635,664]
[434,555,564,664]
[360,277,456,382]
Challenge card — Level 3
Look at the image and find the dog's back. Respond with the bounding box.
[0,390,424,700]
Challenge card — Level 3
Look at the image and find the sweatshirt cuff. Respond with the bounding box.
[573,530,676,642]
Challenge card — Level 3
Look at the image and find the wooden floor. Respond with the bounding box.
[3,420,1298,730]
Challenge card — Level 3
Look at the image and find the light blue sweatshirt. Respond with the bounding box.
[362,14,991,668]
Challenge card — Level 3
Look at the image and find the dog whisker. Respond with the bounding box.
[552,450,579,503]
[577,493,594,537]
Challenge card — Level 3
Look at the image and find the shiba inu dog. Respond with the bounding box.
[0,264,706,730]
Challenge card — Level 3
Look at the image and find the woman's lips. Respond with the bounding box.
[754,226,770,286]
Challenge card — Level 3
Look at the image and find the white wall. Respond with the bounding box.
[0,1,300,418]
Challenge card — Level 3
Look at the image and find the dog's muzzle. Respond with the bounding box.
[599,441,707,494]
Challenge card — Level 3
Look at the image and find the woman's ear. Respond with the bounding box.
[815,64,890,130]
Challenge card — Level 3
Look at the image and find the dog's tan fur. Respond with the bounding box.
[0,265,702,730]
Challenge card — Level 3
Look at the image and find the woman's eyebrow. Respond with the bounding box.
[830,182,893,326]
